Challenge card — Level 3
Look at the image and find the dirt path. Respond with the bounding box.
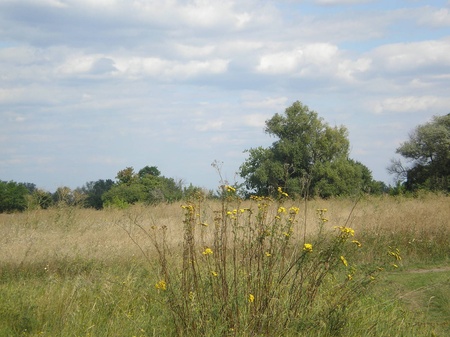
[402,266,450,274]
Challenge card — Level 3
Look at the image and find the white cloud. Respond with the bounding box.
[370,39,450,73]
[256,43,340,75]
[195,120,223,132]
[4,111,26,123]
[315,0,373,5]
[242,114,269,128]
[336,57,372,80]
[372,95,450,114]
[173,43,216,59]
[1,0,450,190]
[114,57,229,80]
[418,7,450,27]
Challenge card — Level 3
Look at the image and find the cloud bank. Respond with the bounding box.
[1,0,449,190]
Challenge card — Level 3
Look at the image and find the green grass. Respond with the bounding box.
[1,260,449,336]
[0,259,173,337]
[382,267,450,336]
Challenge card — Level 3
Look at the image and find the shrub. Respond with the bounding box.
[144,187,399,336]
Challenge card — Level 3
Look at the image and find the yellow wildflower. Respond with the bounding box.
[265,252,272,257]
[347,274,353,281]
[352,240,362,247]
[303,243,313,252]
[388,248,402,261]
[340,256,348,267]
[202,248,213,255]
[334,226,355,237]
[277,187,289,197]
[248,294,255,303]
[277,206,286,213]
[211,271,218,277]
[289,206,300,214]
[155,280,166,291]
[225,185,236,192]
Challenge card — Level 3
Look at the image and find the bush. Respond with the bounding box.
[144,187,399,336]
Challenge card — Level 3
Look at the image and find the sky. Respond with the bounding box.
[1,0,450,192]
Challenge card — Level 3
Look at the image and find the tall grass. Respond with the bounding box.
[0,192,449,336]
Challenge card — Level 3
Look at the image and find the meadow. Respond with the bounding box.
[1,192,449,336]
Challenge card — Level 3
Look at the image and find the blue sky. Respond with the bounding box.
[1,0,450,192]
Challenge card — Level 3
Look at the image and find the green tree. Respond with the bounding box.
[240,101,378,197]
[102,166,184,206]
[138,165,161,178]
[27,189,53,209]
[116,167,137,185]
[0,180,29,212]
[102,183,146,206]
[82,179,115,209]
[388,114,450,192]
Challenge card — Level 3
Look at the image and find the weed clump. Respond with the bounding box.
[149,187,399,336]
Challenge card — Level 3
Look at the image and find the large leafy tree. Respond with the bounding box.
[0,180,29,212]
[102,165,184,206]
[81,179,115,209]
[388,114,450,191]
[240,101,379,197]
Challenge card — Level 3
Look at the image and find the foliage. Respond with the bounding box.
[144,187,400,336]
[389,113,450,192]
[80,179,115,209]
[26,189,53,210]
[0,180,29,213]
[240,101,381,197]
[102,166,184,207]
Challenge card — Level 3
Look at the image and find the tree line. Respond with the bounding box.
[1,101,448,212]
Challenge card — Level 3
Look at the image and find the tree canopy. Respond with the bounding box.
[388,114,450,192]
[102,165,184,207]
[240,101,382,197]
[0,180,29,212]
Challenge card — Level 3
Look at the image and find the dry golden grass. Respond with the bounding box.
[1,194,449,267]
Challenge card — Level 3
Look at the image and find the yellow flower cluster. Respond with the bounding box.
[181,204,195,213]
[202,247,213,255]
[225,185,236,193]
[277,206,286,213]
[303,243,313,252]
[388,247,402,261]
[334,226,355,237]
[155,280,167,291]
[316,208,328,222]
[248,294,255,303]
[289,206,300,215]
[340,255,348,267]
[277,187,289,197]
[250,195,266,201]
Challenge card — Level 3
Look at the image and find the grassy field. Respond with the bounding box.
[1,193,449,336]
